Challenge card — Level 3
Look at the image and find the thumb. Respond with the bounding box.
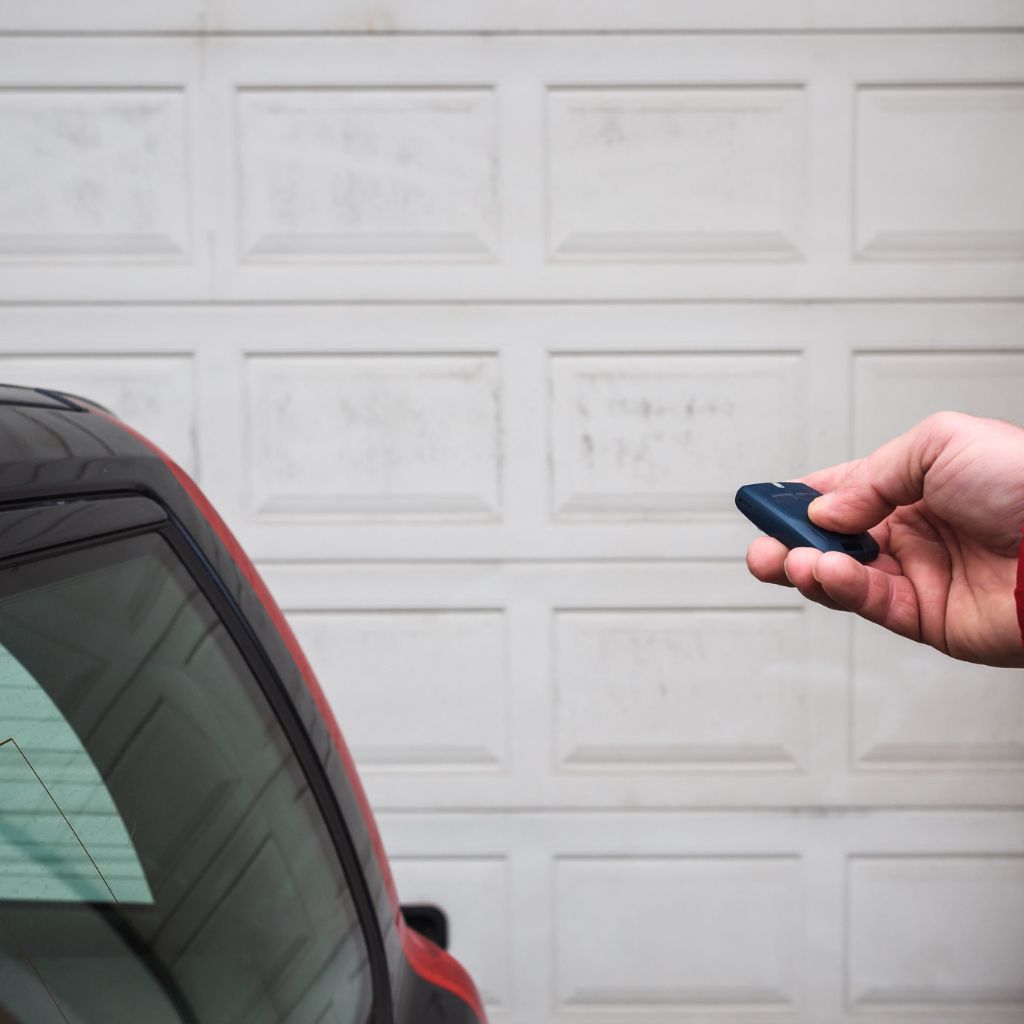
[808,414,951,534]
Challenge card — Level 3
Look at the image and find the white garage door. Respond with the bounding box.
[0,5,1023,1021]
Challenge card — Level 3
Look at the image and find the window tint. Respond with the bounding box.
[0,532,372,1024]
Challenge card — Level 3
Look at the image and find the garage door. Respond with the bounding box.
[0,6,1022,1021]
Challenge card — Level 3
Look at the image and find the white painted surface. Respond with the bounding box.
[1,34,1023,301]
[291,610,508,768]
[246,353,501,519]
[848,856,1024,1009]
[554,608,808,769]
[855,85,1024,261]
[547,86,807,261]
[237,88,498,260]
[380,810,1024,1024]
[0,14,1022,1023]
[1,1,1022,32]
[550,352,805,518]
[0,89,191,258]
[555,856,802,1009]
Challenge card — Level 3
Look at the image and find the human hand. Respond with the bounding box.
[745,412,1024,667]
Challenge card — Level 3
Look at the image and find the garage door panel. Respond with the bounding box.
[267,556,1024,811]
[853,351,1024,452]
[6,31,1004,302]
[269,559,836,809]
[0,39,210,301]
[381,810,1024,1024]
[550,351,805,520]
[855,84,1024,262]
[848,856,1024,1011]
[245,351,502,521]
[0,16,1021,1017]
[2,34,1024,300]
[546,85,807,263]
[236,87,499,262]
[207,33,1024,301]
[0,88,190,260]
[852,622,1024,770]
[554,608,809,771]
[554,856,802,1012]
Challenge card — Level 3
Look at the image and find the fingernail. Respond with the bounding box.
[808,494,832,519]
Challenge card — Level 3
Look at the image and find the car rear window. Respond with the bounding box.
[0,531,372,1024]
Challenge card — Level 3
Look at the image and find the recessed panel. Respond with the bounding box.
[853,351,1024,453]
[247,354,500,519]
[848,856,1024,1008]
[0,89,190,258]
[390,857,509,1008]
[556,856,801,1009]
[551,352,803,518]
[555,609,807,768]
[547,86,806,260]
[0,354,196,474]
[288,610,507,768]
[852,622,1024,767]
[856,85,1024,260]
[237,88,498,259]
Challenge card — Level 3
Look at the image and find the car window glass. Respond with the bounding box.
[0,532,372,1024]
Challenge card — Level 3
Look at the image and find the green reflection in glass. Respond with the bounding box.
[0,648,152,904]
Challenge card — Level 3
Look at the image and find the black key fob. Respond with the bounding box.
[735,481,880,564]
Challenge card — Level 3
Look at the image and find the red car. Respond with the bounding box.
[0,384,485,1024]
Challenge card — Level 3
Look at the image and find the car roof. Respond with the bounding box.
[0,383,83,411]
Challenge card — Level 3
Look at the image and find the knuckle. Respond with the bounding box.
[920,410,970,437]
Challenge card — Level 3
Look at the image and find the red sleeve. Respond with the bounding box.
[1016,527,1024,646]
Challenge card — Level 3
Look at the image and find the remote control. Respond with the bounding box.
[735,481,880,564]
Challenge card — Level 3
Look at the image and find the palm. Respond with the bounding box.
[879,502,1018,663]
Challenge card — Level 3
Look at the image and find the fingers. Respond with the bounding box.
[780,547,844,611]
[807,415,956,535]
[753,544,923,641]
[747,540,849,613]
[811,551,923,641]
[747,532,914,625]
[746,536,793,586]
